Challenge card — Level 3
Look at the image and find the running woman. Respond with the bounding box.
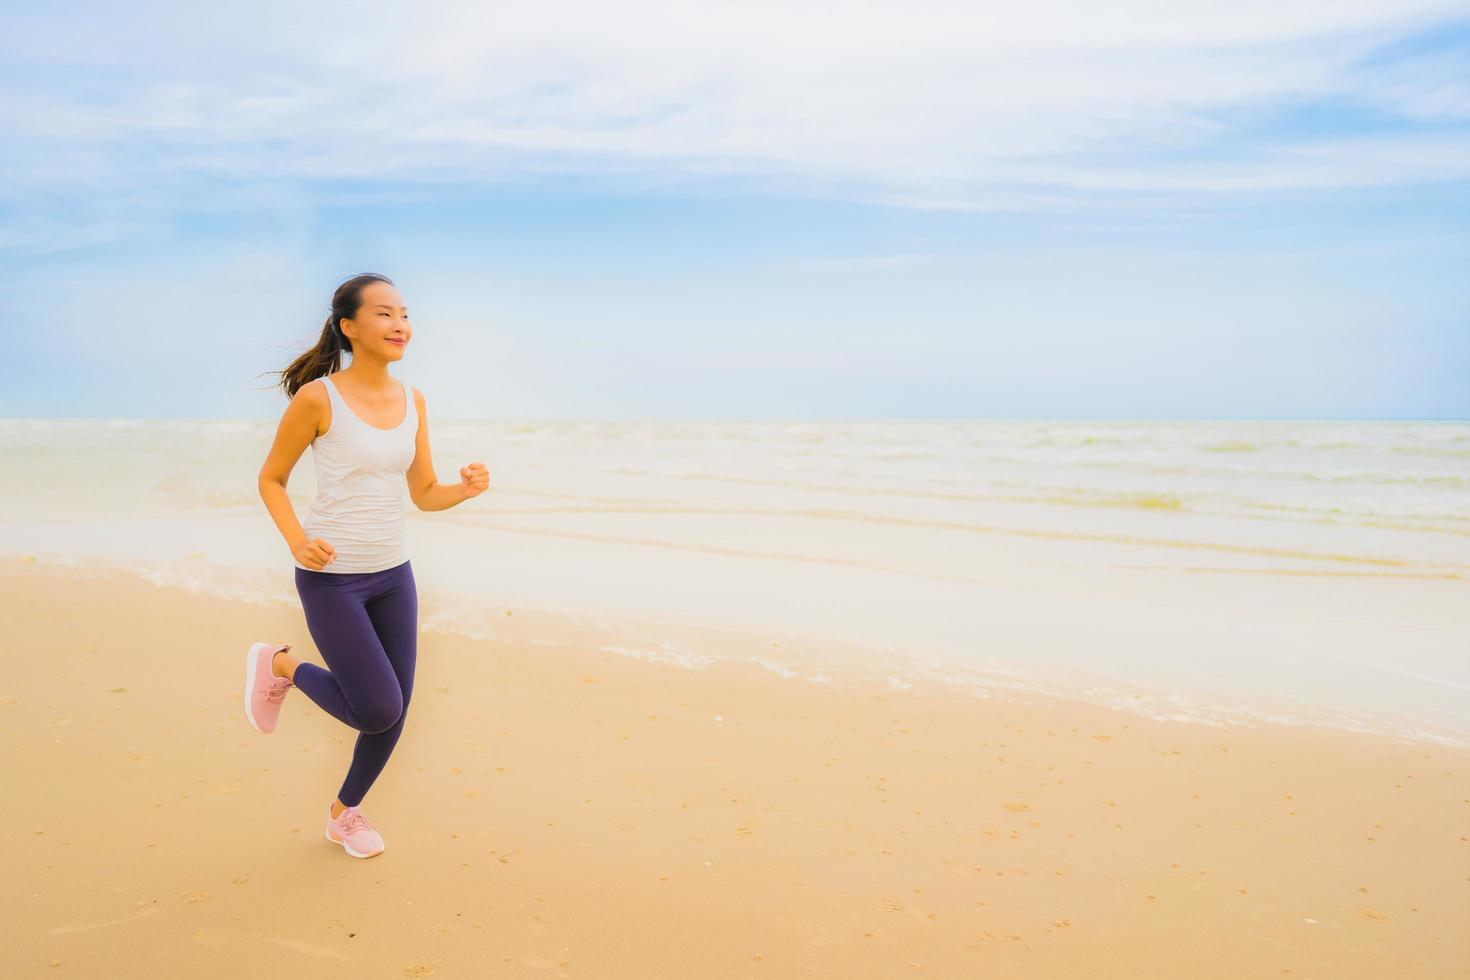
[249,273,490,859]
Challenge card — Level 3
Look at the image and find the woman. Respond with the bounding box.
[247,272,490,859]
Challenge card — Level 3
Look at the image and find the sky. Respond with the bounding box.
[2,0,1468,421]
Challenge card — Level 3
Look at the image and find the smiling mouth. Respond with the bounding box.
[388,339,406,346]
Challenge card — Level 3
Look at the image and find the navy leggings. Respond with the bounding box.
[292,560,418,808]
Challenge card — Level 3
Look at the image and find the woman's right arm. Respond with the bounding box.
[257,382,336,570]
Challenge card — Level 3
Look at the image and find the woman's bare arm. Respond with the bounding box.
[406,387,486,511]
[257,382,336,569]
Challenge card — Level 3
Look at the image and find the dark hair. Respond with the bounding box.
[273,273,395,398]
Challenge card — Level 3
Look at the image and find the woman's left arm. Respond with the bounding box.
[406,387,490,512]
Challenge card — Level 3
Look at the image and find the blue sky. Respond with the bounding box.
[3,0,1468,420]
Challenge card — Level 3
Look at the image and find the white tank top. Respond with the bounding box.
[293,373,418,574]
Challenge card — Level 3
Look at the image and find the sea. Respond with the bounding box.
[2,416,1466,748]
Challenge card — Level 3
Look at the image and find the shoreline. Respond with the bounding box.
[5,549,1467,752]
[3,556,1467,976]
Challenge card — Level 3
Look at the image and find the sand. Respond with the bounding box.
[2,555,1467,978]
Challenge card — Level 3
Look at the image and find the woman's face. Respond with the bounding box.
[342,281,411,361]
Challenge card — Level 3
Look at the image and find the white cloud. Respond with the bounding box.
[1,0,1467,238]
[1339,44,1470,120]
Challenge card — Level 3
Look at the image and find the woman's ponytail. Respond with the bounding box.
[271,273,394,399]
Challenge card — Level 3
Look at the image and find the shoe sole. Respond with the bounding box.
[324,828,384,858]
[243,642,274,734]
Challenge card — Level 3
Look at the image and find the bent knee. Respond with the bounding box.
[357,694,405,733]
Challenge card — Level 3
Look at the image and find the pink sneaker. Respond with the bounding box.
[243,642,293,734]
[324,804,385,858]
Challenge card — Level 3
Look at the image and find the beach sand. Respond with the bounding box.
[3,555,1466,978]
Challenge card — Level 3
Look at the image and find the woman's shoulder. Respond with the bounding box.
[289,376,332,438]
[294,375,332,402]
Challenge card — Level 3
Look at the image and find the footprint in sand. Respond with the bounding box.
[262,937,354,962]
[1001,801,1031,812]
[1356,908,1392,923]
[878,898,906,912]
[49,907,159,935]
[403,963,437,977]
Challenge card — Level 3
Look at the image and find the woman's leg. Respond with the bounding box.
[336,562,418,808]
[291,563,419,807]
[291,570,405,737]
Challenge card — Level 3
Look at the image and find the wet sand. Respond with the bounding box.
[3,555,1466,977]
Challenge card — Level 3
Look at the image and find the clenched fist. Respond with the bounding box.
[460,461,490,499]
[293,536,336,570]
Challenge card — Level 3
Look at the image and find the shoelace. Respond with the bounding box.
[261,678,292,703]
[338,809,371,834]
